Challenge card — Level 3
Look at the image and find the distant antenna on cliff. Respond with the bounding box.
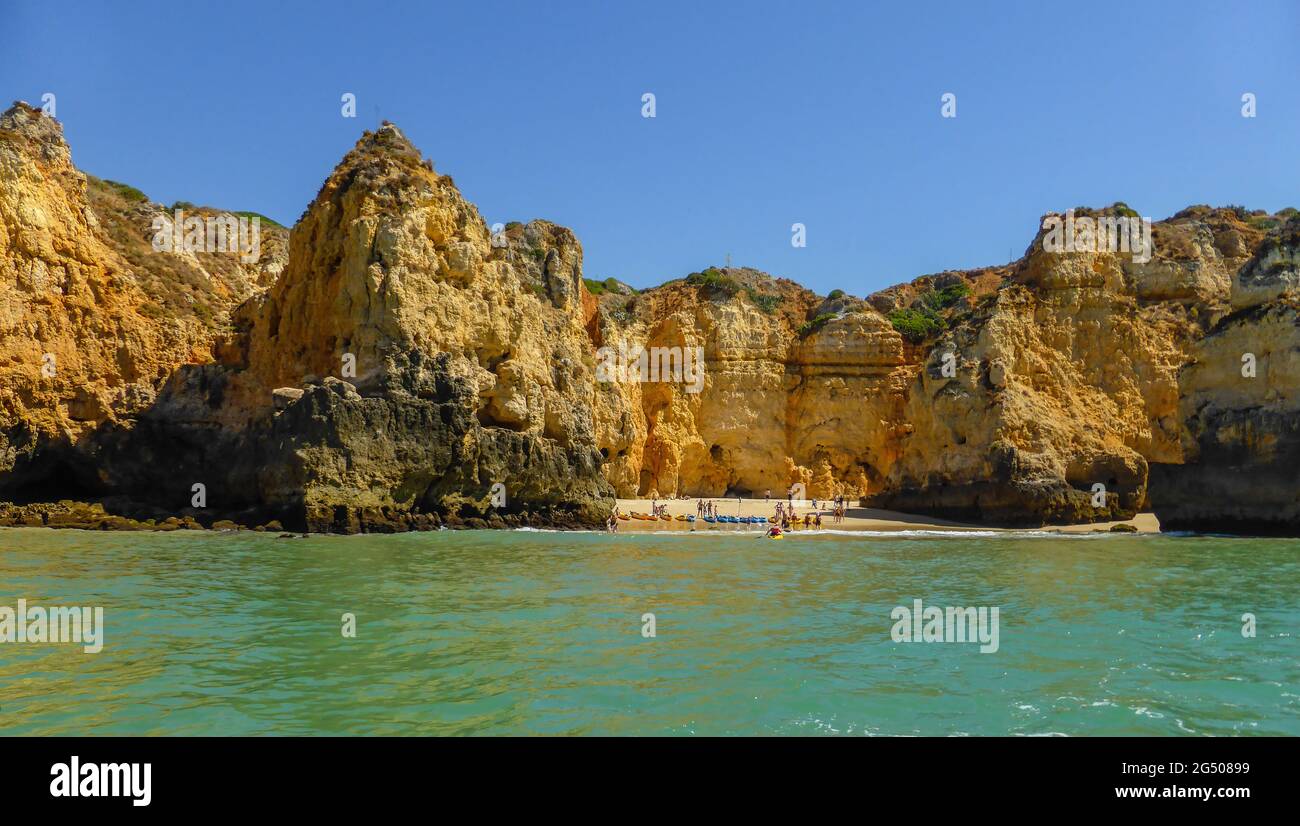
[726,253,731,268]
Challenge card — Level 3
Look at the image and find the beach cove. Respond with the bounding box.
[612,498,1160,535]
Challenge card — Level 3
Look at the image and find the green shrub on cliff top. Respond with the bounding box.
[585,277,636,296]
[887,282,970,343]
[686,267,741,298]
[101,178,148,203]
[233,210,284,229]
[919,282,971,312]
[798,312,837,337]
[888,307,945,343]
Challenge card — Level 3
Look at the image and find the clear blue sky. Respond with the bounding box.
[5,0,1298,295]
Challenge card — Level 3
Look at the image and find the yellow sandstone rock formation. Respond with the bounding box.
[1150,216,1300,532]
[2,101,1296,532]
[0,101,285,494]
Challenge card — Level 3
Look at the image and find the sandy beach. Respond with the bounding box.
[613,497,1160,534]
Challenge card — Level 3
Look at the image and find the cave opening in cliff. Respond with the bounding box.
[2,456,106,505]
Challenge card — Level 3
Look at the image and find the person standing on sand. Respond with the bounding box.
[765,489,770,501]
[814,511,822,529]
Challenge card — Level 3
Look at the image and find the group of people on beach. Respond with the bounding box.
[696,499,727,519]
[772,500,823,530]
[603,491,856,533]
[763,489,852,525]
[828,494,849,524]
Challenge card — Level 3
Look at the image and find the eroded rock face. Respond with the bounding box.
[587,271,917,500]
[588,207,1275,528]
[3,100,1296,532]
[1150,218,1300,534]
[0,108,612,529]
[96,125,611,530]
[863,209,1264,525]
[0,101,286,499]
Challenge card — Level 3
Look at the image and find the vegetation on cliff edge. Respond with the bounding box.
[888,282,971,343]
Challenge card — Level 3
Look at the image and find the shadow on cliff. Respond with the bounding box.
[0,349,615,533]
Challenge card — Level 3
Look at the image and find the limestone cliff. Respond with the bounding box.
[865,207,1263,524]
[589,207,1282,529]
[0,101,286,499]
[0,105,612,530]
[1149,217,1300,533]
[589,268,916,500]
[2,98,1296,533]
[200,122,615,529]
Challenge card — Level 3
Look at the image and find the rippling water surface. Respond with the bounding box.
[0,527,1296,735]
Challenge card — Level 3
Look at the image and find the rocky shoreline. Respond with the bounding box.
[0,499,598,533]
[2,100,1298,536]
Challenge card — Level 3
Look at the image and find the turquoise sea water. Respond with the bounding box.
[0,527,1296,736]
